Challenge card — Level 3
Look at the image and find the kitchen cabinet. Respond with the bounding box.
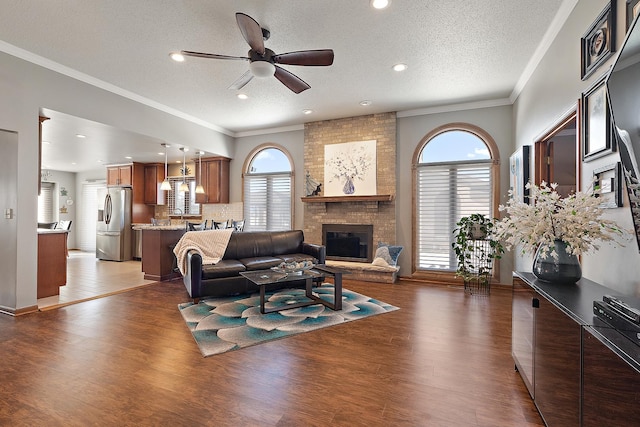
[195,157,230,204]
[513,272,640,426]
[107,165,132,186]
[140,227,185,281]
[144,163,166,205]
[37,230,67,298]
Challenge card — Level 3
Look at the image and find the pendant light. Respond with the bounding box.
[160,143,171,191]
[179,147,189,192]
[195,151,205,194]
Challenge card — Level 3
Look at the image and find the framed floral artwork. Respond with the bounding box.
[509,145,530,204]
[324,140,377,196]
[581,73,616,161]
[581,1,616,80]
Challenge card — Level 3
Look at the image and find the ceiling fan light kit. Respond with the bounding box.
[176,12,334,94]
[249,60,275,78]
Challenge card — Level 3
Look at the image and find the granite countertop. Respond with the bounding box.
[132,224,186,231]
[37,229,69,234]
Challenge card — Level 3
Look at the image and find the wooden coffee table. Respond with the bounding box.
[240,264,345,314]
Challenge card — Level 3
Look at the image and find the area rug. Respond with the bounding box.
[178,284,398,357]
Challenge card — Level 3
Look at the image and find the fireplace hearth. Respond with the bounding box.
[322,224,373,263]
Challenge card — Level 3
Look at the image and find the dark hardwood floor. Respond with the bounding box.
[0,279,544,426]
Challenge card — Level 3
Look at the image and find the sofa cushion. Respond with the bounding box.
[278,253,318,264]
[240,256,284,271]
[201,259,247,280]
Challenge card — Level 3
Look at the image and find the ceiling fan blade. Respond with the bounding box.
[181,50,249,61]
[228,70,254,90]
[236,13,265,56]
[273,49,334,66]
[274,66,310,94]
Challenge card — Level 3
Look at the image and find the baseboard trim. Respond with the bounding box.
[0,304,39,317]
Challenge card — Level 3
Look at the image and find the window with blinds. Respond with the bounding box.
[416,161,492,270]
[243,146,293,232]
[38,182,56,223]
[167,177,200,215]
[415,128,494,272]
[244,173,292,231]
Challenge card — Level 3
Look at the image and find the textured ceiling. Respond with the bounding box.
[0,0,567,171]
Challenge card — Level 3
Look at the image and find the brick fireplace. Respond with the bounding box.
[303,113,397,249]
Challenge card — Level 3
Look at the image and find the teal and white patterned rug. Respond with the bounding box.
[178,284,399,357]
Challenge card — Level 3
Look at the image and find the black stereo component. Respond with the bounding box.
[603,294,640,324]
[593,300,640,345]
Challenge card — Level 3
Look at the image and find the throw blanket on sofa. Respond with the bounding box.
[173,229,234,276]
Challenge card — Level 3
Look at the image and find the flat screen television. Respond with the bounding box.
[607,12,640,251]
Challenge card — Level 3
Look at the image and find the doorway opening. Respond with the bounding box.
[534,107,579,196]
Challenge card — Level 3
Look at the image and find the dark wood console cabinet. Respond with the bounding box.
[513,272,640,426]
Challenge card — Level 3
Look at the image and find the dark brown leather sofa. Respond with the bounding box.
[183,230,325,299]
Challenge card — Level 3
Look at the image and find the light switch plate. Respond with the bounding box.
[5,208,13,219]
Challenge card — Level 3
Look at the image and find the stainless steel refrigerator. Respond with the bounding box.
[96,186,133,261]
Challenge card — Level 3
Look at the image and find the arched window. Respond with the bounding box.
[413,123,499,276]
[243,145,293,231]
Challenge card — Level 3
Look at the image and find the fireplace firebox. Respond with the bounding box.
[322,224,373,263]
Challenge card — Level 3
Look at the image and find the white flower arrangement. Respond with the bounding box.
[494,181,628,258]
[324,145,373,184]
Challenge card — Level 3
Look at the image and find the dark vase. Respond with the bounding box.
[532,239,582,284]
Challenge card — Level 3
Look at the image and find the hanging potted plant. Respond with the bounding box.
[452,213,504,293]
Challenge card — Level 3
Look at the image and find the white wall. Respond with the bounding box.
[0,51,234,312]
[514,0,640,296]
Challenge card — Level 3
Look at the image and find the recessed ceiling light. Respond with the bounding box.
[393,63,408,72]
[76,134,86,138]
[71,162,77,165]
[169,52,185,62]
[303,109,313,115]
[125,156,132,160]
[360,100,372,106]
[237,93,249,100]
[371,0,390,9]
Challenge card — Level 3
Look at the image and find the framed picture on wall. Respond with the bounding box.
[581,73,616,161]
[593,162,623,208]
[581,1,616,80]
[627,0,640,32]
[509,146,530,204]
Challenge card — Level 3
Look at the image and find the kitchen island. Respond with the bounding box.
[133,224,186,281]
[37,229,68,298]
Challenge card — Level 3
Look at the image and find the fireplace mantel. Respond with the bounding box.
[301,194,394,203]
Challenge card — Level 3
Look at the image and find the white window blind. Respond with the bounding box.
[416,161,492,270]
[77,182,103,251]
[167,177,200,215]
[38,182,56,223]
[244,173,292,231]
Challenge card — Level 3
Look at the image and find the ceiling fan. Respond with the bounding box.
[178,12,334,94]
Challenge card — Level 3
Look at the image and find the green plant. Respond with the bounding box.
[452,213,504,281]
